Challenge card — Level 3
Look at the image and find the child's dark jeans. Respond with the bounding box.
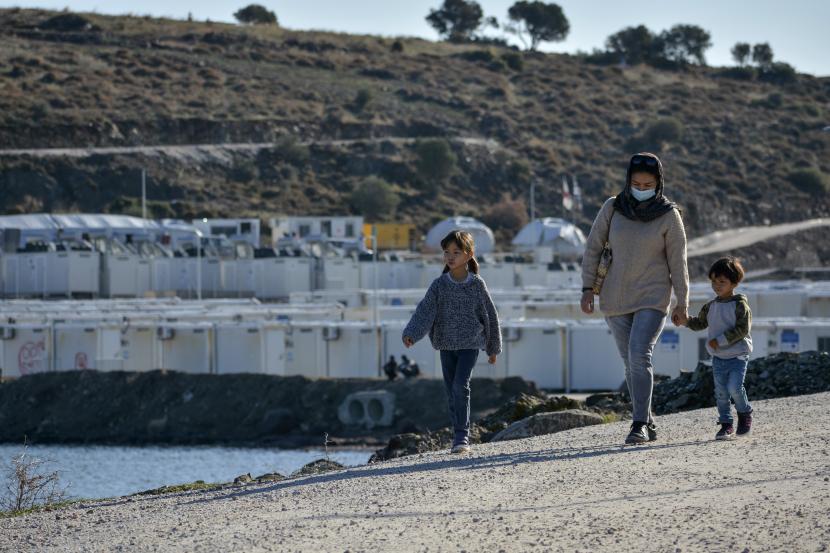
[439,349,479,446]
[712,356,753,424]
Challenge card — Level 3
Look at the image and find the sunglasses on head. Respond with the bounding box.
[630,155,658,167]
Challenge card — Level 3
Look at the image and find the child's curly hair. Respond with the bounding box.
[708,256,745,284]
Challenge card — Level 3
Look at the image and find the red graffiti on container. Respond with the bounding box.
[18,341,46,375]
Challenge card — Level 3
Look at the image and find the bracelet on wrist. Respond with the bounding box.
[581,287,593,293]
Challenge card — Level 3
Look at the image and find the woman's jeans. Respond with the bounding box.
[439,349,479,446]
[712,356,753,424]
[605,309,666,424]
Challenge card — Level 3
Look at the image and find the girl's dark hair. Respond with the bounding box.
[440,230,479,274]
[708,256,745,284]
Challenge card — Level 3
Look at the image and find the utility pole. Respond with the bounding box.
[529,181,536,221]
[141,168,147,220]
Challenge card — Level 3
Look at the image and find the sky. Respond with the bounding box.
[2,1,828,76]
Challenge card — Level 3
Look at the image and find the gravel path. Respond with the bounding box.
[3,393,829,552]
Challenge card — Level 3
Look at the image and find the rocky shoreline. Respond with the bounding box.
[370,351,830,461]
[0,371,536,448]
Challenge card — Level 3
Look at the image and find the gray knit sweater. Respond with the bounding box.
[403,273,502,356]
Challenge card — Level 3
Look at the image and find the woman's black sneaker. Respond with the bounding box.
[737,411,753,436]
[625,422,649,445]
[715,422,736,441]
[646,422,657,442]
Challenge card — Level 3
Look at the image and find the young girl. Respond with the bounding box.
[402,230,502,454]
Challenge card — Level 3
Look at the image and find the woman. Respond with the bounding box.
[580,152,689,445]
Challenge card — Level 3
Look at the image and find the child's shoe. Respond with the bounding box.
[715,422,736,441]
[451,443,471,454]
[737,411,753,436]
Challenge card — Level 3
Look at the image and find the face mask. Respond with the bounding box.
[630,187,656,201]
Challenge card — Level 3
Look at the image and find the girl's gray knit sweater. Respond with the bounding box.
[403,273,502,356]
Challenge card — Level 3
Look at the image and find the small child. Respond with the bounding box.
[402,230,502,454]
[682,257,753,440]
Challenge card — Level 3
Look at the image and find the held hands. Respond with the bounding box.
[708,338,719,351]
[580,290,595,314]
[402,336,414,348]
[671,306,688,327]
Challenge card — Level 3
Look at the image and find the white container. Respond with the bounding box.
[284,324,326,378]
[503,321,567,389]
[0,324,51,377]
[113,324,157,372]
[754,290,805,318]
[215,323,264,374]
[101,253,152,298]
[255,257,313,300]
[49,250,100,297]
[157,323,212,373]
[325,323,379,378]
[222,258,256,298]
[323,258,360,290]
[54,323,99,370]
[479,263,515,289]
[516,263,548,288]
[568,320,627,391]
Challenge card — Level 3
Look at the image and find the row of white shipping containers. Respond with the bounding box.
[2,318,828,391]
[0,252,314,300]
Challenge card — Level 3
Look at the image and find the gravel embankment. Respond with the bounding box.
[2,393,829,552]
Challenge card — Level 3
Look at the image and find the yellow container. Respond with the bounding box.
[364,223,417,250]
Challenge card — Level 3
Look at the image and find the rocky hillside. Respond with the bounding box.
[1,8,829,267]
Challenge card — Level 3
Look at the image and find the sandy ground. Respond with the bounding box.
[2,392,829,553]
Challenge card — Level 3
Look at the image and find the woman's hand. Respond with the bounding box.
[488,355,497,365]
[708,338,719,351]
[671,305,688,326]
[402,336,414,348]
[580,290,595,314]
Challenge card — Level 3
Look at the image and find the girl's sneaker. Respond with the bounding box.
[715,422,736,441]
[737,411,753,436]
[451,443,471,454]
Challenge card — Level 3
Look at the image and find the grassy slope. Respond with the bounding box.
[0,8,829,263]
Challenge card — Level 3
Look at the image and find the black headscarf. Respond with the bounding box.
[613,152,677,222]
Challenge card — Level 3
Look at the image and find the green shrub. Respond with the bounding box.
[759,62,797,85]
[349,177,400,221]
[481,195,528,234]
[788,168,829,195]
[458,49,496,63]
[644,117,683,146]
[501,51,524,71]
[233,4,278,25]
[273,136,309,166]
[353,88,372,112]
[414,139,457,194]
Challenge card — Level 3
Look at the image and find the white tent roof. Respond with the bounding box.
[424,217,495,254]
[511,218,586,257]
[0,213,200,247]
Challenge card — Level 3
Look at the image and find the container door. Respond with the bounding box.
[263,328,286,375]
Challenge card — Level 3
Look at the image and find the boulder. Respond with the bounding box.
[490,409,604,442]
[292,459,345,477]
[254,472,285,483]
[233,473,252,484]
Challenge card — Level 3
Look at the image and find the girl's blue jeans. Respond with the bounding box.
[712,356,753,424]
[439,349,479,446]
